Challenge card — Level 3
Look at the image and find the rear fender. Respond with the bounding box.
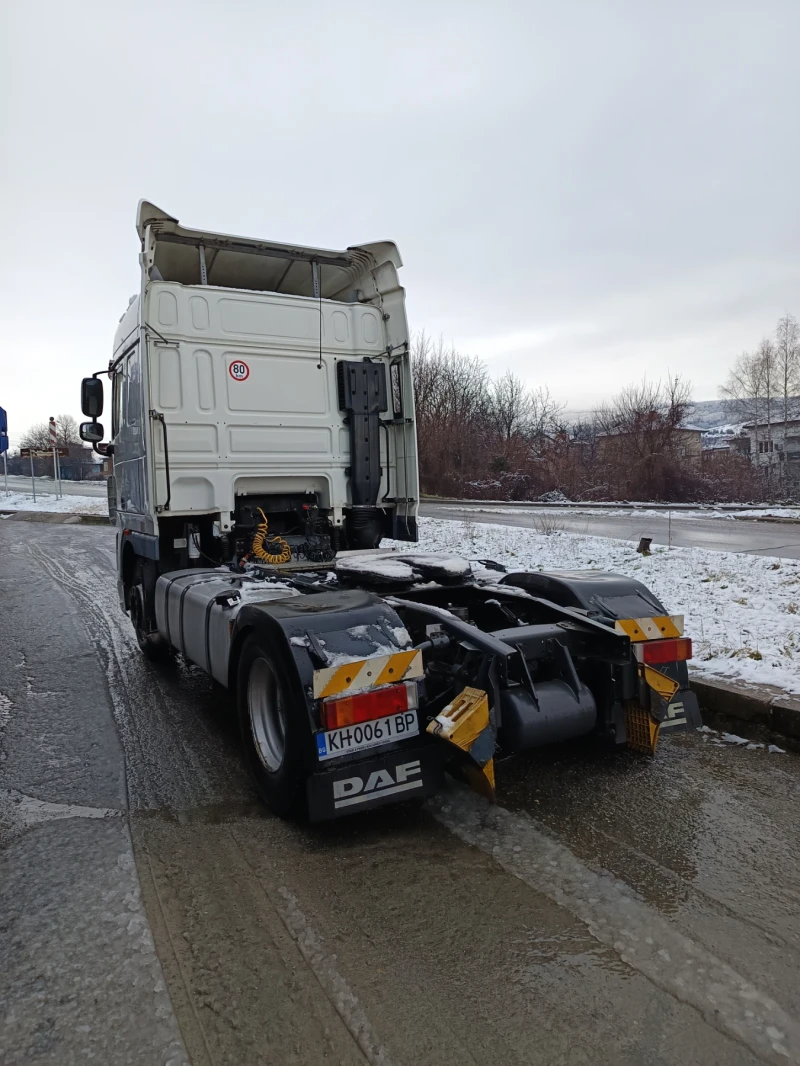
[231,589,413,737]
[500,570,702,726]
[500,570,669,622]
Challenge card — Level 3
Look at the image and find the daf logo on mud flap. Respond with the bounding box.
[661,700,687,730]
[332,760,422,809]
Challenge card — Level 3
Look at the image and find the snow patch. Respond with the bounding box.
[0,490,108,515]
[384,516,800,696]
[395,553,471,577]
[0,692,11,727]
[389,625,412,648]
[337,556,416,582]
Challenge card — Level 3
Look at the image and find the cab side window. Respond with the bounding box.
[111,366,124,439]
[125,353,140,432]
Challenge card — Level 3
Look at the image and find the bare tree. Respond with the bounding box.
[411,332,490,491]
[489,371,532,446]
[594,376,693,498]
[527,387,565,450]
[721,342,779,486]
[757,338,775,457]
[721,351,764,457]
[20,414,82,450]
[774,313,800,426]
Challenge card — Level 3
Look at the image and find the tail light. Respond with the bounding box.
[638,637,692,665]
[321,681,418,731]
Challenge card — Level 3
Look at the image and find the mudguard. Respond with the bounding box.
[232,588,412,704]
[500,569,668,622]
[231,589,445,817]
[501,570,701,737]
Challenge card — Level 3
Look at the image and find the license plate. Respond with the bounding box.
[315,711,419,761]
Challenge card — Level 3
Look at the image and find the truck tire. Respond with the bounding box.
[130,569,171,661]
[237,634,307,818]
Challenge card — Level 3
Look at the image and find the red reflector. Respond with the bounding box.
[641,637,692,664]
[321,683,414,731]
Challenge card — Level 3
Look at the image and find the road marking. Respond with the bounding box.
[0,788,123,835]
[429,787,798,1064]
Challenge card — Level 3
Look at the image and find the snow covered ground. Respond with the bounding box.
[0,491,107,516]
[387,516,800,696]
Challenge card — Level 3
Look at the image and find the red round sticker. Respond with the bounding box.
[229,360,250,381]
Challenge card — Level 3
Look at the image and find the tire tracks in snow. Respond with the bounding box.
[27,534,248,812]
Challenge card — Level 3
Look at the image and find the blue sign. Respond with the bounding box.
[0,407,7,453]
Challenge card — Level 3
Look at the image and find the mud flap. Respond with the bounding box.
[625,702,661,754]
[655,688,702,735]
[427,687,496,800]
[306,744,445,821]
[628,660,702,753]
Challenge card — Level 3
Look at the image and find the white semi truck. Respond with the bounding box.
[79,201,700,820]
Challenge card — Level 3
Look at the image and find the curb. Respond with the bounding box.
[690,676,800,742]
[0,510,110,526]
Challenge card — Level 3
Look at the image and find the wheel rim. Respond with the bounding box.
[248,656,286,772]
[131,586,147,644]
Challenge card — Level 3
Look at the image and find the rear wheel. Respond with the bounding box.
[130,567,171,661]
[237,635,307,818]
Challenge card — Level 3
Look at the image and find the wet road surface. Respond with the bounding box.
[421,502,800,559]
[2,520,799,1065]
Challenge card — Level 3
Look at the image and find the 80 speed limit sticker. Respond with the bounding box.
[228,360,250,381]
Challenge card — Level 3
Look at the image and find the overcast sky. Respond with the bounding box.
[2,0,799,444]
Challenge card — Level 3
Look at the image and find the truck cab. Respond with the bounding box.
[82,200,419,638]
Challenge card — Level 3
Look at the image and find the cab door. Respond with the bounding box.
[113,348,146,516]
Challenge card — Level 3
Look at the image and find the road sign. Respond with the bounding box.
[0,407,7,496]
[229,360,250,381]
[20,447,68,458]
[49,417,58,445]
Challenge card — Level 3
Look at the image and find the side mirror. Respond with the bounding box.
[80,421,104,443]
[81,377,104,418]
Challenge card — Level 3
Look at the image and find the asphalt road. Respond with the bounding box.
[2,474,107,497]
[421,501,800,559]
[2,520,800,1065]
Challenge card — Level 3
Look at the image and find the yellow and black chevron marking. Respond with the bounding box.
[313,649,424,699]
[641,663,680,701]
[616,615,685,745]
[427,686,496,800]
[614,615,684,642]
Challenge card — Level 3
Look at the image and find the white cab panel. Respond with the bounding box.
[144,282,412,528]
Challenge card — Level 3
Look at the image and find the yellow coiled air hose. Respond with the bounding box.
[252,507,292,565]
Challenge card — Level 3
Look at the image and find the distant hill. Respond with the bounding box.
[683,399,730,430]
[566,398,731,431]
[565,397,799,433]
